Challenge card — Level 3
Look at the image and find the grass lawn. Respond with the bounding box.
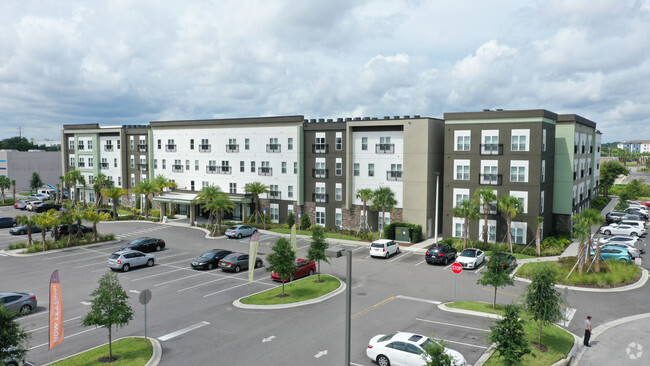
[516,260,641,287]
[51,337,152,366]
[270,228,361,241]
[447,301,574,366]
[240,274,341,305]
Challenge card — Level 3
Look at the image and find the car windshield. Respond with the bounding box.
[371,243,385,248]
[227,226,238,231]
[460,250,476,257]
[129,239,146,245]
[200,252,216,259]
[109,254,120,259]
[421,338,436,349]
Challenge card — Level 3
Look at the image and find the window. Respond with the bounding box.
[230,183,237,194]
[377,136,393,153]
[101,157,108,169]
[511,129,529,151]
[314,133,326,153]
[480,161,499,185]
[335,132,342,150]
[117,140,121,150]
[114,158,118,168]
[510,222,527,244]
[69,156,75,167]
[542,129,547,152]
[454,130,471,151]
[368,164,374,177]
[190,180,195,191]
[267,138,280,153]
[157,139,161,149]
[541,160,546,182]
[251,161,256,173]
[240,161,245,172]
[153,159,158,169]
[260,161,271,176]
[510,191,528,214]
[316,207,325,226]
[186,160,190,171]
[69,139,74,150]
[360,211,367,230]
[481,130,499,155]
[453,218,465,238]
[131,174,135,187]
[388,164,402,180]
[454,159,470,180]
[166,139,176,152]
[117,177,121,186]
[335,159,342,176]
[282,162,287,174]
[269,184,279,199]
[173,159,183,172]
[293,162,297,174]
[78,140,85,150]
[478,220,497,242]
[195,160,199,171]
[315,184,327,203]
[288,186,293,198]
[130,156,134,169]
[335,208,342,227]
[88,140,93,150]
[361,137,368,151]
[78,157,85,167]
[190,139,194,150]
[202,181,209,188]
[335,183,342,201]
[88,157,94,168]
[453,188,470,208]
[199,138,210,152]
[129,137,134,150]
[540,191,545,213]
[288,138,293,150]
[354,163,360,176]
[162,159,166,169]
[378,212,390,231]
[510,160,529,182]
[270,204,279,223]
[245,138,250,150]
[315,160,326,178]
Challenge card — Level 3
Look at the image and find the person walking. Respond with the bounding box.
[584,315,592,347]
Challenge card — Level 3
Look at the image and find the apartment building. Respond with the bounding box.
[617,140,650,153]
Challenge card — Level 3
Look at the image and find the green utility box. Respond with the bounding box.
[395,227,411,242]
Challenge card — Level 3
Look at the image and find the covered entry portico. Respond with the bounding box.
[153,192,253,226]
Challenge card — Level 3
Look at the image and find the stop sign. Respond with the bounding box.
[451,262,463,274]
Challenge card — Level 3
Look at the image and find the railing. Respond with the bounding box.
[386,170,403,181]
[217,166,231,174]
[138,163,148,171]
[258,167,272,176]
[376,143,395,154]
[313,193,329,203]
[166,144,177,152]
[101,163,109,169]
[206,166,217,174]
[77,162,85,167]
[104,145,113,152]
[269,191,281,200]
[199,144,211,152]
[313,168,329,179]
[312,144,328,154]
[77,145,85,151]
[479,173,502,186]
[226,144,239,153]
[138,144,147,152]
[479,143,503,155]
[266,144,281,153]
[172,164,183,172]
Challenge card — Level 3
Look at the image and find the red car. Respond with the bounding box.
[271,258,316,282]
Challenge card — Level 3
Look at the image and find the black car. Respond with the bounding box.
[488,253,517,271]
[119,237,166,253]
[33,202,62,213]
[0,217,18,228]
[54,224,92,236]
[625,209,648,220]
[425,243,457,265]
[605,211,626,224]
[190,249,234,270]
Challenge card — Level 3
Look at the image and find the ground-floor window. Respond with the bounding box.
[335,208,342,227]
[378,212,390,232]
[316,207,325,226]
[270,203,279,223]
[452,217,464,238]
[510,221,527,244]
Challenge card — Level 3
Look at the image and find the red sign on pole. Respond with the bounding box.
[451,262,463,274]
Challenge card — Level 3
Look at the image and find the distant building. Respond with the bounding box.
[0,150,62,192]
[32,139,61,148]
[617,140,650,153]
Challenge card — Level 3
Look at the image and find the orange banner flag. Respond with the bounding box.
[49,270,64,349]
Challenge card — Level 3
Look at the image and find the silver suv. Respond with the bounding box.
[107,250,155,272]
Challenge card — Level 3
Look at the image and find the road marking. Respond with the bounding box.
[444,263,454,270]
[131,268,185,281]
[262,335,275,342]
[27,316,81,333]
[314,350,328,358]
[158,321,210,341]
[396,295,441,305]
[73,261,107,269]
[81,301,91,305]
[414,260,427,266]
[130,290,140,294]
[352,297,396,320]
[434,337,488,349]
[29,327,99,349]
[388,252,410,263]
[203,277,274,297]
[154,273,204,287]
[416,318,490,332]
[177,277,231,292]
[0,252,8,257]
[56,253,108,264]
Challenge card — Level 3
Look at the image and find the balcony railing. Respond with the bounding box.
[313,144,329,154]
[138,163,148,171]
[258,167,272,176]
[172,164,183,172]
[386,170,403,181]
[266,144,281,153]
[313,168,329,179]
[217,166,231,174]
[78,162,85,167]
[313,193,329,203]
[199,144,211,153]
[104,145,113,152]
[269,191,281,200]
[226,144,239,153]
[376,143,395,154]
[138,144,147,152]
[479,144,503,155]
[206,166,217,174]
[101,163,109,169]
[77,145,85,151]
[479,173,502,186]
[166,144,177,152]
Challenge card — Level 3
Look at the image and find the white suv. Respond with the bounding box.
[370,239,400,258]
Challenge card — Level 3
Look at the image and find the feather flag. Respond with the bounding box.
[49,270,64,349]
[290,223,297,253]
[248,232,260,283]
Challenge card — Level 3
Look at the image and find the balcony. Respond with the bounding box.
[386,170,403,181]
[172,164,183,173]
[217,166,231,174]
[312,144,329,154]
[225,144,239,153]
[258,167,273,176]
[266,143,281,153]
[313,193,329,203]
[206,166,217,174]
[479,173,502,186]
[166,144,177,152]
[101,162,109,170]
[78,162,85,167]
[104,145,113,152]
[376,143,395,154]
[479,144,503,155]
[138,163,148,171]
[269,191,281,200]
[138,144,147,152]
[77,145,85,151]
[313,168,329,179]
[199,144,211,153]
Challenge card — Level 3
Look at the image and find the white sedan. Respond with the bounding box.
[455,248,485,269]
[599,224,645,237]
[366,332,466,366]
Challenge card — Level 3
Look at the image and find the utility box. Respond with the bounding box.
[395,227,411,243]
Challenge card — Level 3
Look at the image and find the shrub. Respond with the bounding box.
[300,213,311,229]
[591,196,610,211]
[287,212,295,228]
[149,209,160,218]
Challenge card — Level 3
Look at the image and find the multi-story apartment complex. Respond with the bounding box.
[617,140,650,153]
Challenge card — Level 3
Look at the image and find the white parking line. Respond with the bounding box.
[414,260,427,266]
[434,337,488,349]
[416,318,490,332]
[131,268,185,281]
[177,276,232,292]
[396,295,441,305]
[388,252,410,263]
[27,316,81,333]
[158,321,210,341]
[203,277,274,297]
[153,273,204,287]
[29,327,99,349]
[56,253,109,265]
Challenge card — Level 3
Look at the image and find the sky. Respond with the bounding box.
[1,0,649,143]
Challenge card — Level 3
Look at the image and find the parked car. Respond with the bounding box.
[599,223,645,237]
[622,214,646,222]
[271,258,316,282]
[54,224,92,236]
[598,235,640,247]
[626,209,649,220]
[190,249,234,270]
[224,224,257,239]
[25,201,42,211]
[589,247,632,263]
[605,211,626,224]
[13,199,38,210]
[119,237,166,252]
[599,244,640,258]
[94,208,113,215]
[107,250,155,272]
[9,225,45,235]
[218,252,263,272]
[0,217,18,228]
[29,193,50,200]
[370,239,400,258]
[488,252,517,270]
[425,243,457,265]
[32,202,62,213]
[629,200,650,208]
[619,220,646,232]
[366,331,467,366]
[456,248,485,269]
[0,292,37,315]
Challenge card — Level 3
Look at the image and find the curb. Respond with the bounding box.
[45,336,161,365]
[2,239,122,257]
[233,275,346,309]
[437,302,503,319]
[512,268,648,293]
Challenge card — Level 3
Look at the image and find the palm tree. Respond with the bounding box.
[356,188,374,233]
[132,179,160,219]
[101,187,129,219]
[453,199,480,250]
[194,185,224,226]
[83,209,112,242]
[474,187,497,248]
[371,187,397,238]
[11,179,16,201]
[16,215,36,246]
[0,176,10,203]
[535,216,544,256]
[92,173,111,206]
[153,174,178,194]
[244,182,270,223]
[65,169,83,203]
[32,214,51,250]
[498,195,524,253]
[207,193,236,236]
[572,215,591,276]
[58,175,65,203]
[578,208,605,273]
[80,176,88,208]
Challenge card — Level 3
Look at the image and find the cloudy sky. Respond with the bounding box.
[2,0,649,143]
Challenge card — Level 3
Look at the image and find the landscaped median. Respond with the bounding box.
[50,337,159,366]
[235,274,344,309]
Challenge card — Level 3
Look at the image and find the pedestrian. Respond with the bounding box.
[584,315,592,347]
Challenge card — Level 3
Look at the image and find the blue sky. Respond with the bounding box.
[1,0,649,143]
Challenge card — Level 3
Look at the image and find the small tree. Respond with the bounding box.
[244,181,270,223]
[29,172,43,193]
[287,212,295,228]
[307,225,330,282]
[535,217,544,256]
[498,195,524,253]
[11,179,16,201]
[476,247,514,309]
[356,188,374,233]
[371,187,397,237]
[300,212,312,230]
[32,214,51,250]
[488,304,531,366]
[132,179,160,219]
[266,238,296,297]
[420,334,455,366]
[102,187,128,219]
[15,215,36,246]
[453,199,480,250]
[0,176,10,203]
[475,187,497,247]
[83,209,112,242]
[82,273,134,362]
[0,306,31,364]
[524,264,565,348]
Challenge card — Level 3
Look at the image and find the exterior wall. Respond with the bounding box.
[0,150,62,192]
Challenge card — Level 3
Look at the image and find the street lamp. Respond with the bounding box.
[434,172,440,243]
[326,246,351,365]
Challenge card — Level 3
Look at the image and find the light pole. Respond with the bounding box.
[434,172,440,242]
[326,246,351,365]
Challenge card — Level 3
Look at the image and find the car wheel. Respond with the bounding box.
[156,245,161,251]
[238,233,242,239]
[444,257,448,265]
[255,260,262,268]
[631,232,638,237]
[385,251,389,258]
[309,269,314,276]
[122,264,130,272]
[620,258,628,263]
[19,304,32,314]
[377,355,390,366]
[12,222,17,227]
[604,230,611,235]
[20,230,25,235]
[207,263,213,270]
[234,265,241,273]
[147,259,154,267]
[290,274,295,282]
